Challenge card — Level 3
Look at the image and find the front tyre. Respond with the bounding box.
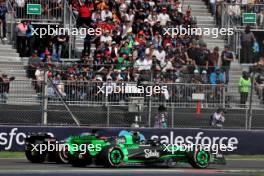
[188,150,210,169]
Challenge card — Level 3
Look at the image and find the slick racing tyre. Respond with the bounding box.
[188,150,211,169]
[68,152,92,167]
[25,145,46,163]
[55,150,69,164]
[100,146,124,167]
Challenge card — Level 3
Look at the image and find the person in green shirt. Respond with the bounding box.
[120,41,132,56]
[239,71,251,106]
[115,53,131,71]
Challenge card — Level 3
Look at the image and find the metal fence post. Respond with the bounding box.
[248,71,255,130]
[237,31,241,63]
[42,67,48,125]
[221,3,225,28]
[10,13,13,45]
[148,99,152,127]
[245,108,248,130]
[222,85,226,108]
[171,107,174,128]
[63,0,66,26]
[68,5,72,59]
[107,105,110,127]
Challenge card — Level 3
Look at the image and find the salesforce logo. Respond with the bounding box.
[118,130,238,152]
[0,128,54,150]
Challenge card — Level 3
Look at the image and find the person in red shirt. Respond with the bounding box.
[209,47,220,74]
[183,9,192,27]
[77,0,93,28]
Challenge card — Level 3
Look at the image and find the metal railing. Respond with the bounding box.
[6,0,16,43]
[1,79,264,129]
[9,0,64,23]
[64,0,77,60]
[0,79,262,108]
[221,3,264,29]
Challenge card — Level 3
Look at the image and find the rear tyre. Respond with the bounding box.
[55,150,69,164]
[68,152,92,167]
[100,146,124,167]
[188,150,210,169]
[25,146,46,163]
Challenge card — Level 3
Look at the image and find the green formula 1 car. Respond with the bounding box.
[66,131,226,168]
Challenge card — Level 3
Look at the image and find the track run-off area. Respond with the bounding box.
[0,158,264,176]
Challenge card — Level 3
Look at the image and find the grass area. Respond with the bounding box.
[0,152,25,158]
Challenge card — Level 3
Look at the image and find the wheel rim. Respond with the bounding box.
[109,149,122,165]
[59,150,69,163]
[196,151,210,166]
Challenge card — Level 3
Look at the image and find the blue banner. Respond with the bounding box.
[0,126,264,154]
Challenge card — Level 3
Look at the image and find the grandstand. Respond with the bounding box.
[0,0,264,129]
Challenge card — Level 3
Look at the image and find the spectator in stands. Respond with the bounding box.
[210,68,225,85]
[49,74,66,98]
[0,73,15,103]
[239,71,251,106]
[154,105,168,128]
[52,33,68,61]
[83,32,92,56]
[209,47,220,74]
[16,20,28,57]
[191,69,203,84]
[77,0,93,28]
[210,108,225,128]
[157,7,171,26]
[254,56,264,66]
[35,66,44,93]
[101,6,112,21]
[27,50,41,79]
[21,0,244,106]
[153,46,166,67]
[252,38,260,63]
[221,45,234,84]
[72,0,80,18]
[241,25,255,63]
[100,30,112,45]
[259,9,264,27]
[194,43,209,72]
[201,70,209,84]
[171,9,183,26]
[15,0,25,18]
[26,21,34,56]
[215,0,223,26]
[0,1,7,41]
[255,68,264,103]
[227,0,241,25]
[210,0,216,16]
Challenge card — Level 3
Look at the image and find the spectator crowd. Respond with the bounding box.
[2,0,263,105]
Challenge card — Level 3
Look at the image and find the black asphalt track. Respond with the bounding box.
[0,158,263,176]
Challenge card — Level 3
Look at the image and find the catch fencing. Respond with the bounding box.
[1,79,264,129]
[0,79,242,107]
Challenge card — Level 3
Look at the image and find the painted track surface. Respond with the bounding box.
[0,158,264,176]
